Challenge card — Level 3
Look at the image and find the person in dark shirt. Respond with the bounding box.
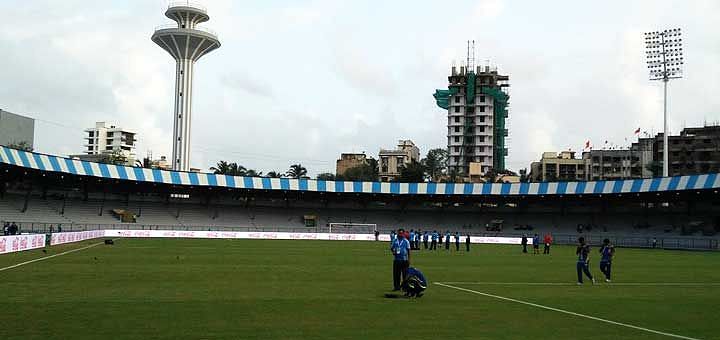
[465,234,471,252]
[454,232,460,251]
[576,237,595,285]
[374,230,380,241]
[532,234,540,254]
[444,231,451,250]
[423,231,429,250]
[599,238,615,282]
[521,234,528,253]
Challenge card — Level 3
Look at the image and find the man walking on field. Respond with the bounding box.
[576,237,595,285]
[599,238,615,282]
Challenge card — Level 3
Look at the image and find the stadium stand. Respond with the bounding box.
[1,146,718,249]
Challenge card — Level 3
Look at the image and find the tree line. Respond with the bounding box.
[210,161,308,179]
[207,148,456,182]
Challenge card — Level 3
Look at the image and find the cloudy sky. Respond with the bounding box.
[1,0,718,175]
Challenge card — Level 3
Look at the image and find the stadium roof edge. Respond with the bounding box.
[1,146,719,196]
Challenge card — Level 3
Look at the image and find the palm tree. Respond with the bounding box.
[210,161,232,174]
[230,163,247,176]
[266,171,283,178]
[245,169,263,177]
[286,164,308,178]
[316,172,335,180]
[211,161,247,176]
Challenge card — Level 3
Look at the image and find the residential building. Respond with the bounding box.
[81,122,137,166]
[643,125,720,176]
[582,149,645,181]
[336,153,367,176]
[144,155,172,170]
[529,151,585,182]
[434,64,510,176]
[378,140,420,182]
[0,109,35,149]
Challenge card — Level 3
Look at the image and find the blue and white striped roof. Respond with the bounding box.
[1,146,719,196]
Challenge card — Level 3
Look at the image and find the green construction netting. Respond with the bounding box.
[433,87,459,109]
[481,87,510,171]
[466,73,476,105]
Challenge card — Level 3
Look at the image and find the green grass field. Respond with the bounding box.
[1,238,719,340]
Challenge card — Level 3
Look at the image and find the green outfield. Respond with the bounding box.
[1,238,719,340]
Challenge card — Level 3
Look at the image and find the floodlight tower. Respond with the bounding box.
[645,28,683,177]
[152,1,220,171]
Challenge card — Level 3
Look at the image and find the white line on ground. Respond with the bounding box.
[439,282,720,287]
[0,241,105,273]
[435,282,702,340]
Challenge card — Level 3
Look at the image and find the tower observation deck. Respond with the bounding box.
[152,1,220,171]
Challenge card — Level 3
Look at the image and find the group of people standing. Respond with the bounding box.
[391,229,471,252]
[2,221,19,235]
[521,233,554,254]
[518,233,615,284]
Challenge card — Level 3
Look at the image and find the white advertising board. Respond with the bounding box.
[103,230,526,244]
[50,230,106,246]
[0,234,47,254]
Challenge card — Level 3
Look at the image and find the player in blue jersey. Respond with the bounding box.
[599,238,615,282]
[390,228,411,291]
[430,230,438,250]
[576,237,595,285]
[532,234,540,254]
[454,232,460,251]
[444,231,451,250]
[423,231,429,250]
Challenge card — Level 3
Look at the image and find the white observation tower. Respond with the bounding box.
[152,2,220,171]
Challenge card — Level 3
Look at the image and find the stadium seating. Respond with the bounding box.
[1,191,717,245]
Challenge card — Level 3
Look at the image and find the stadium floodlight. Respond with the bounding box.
[645,28,683,177]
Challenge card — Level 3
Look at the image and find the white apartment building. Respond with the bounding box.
[83,122,137,165]
[442,65,510,176]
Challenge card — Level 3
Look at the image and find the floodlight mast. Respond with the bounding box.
[645,28,683,177]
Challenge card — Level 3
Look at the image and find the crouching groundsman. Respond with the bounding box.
[401,267,427,298]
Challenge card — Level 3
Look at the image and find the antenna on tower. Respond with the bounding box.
[472,40,476,73]
[466,40,476,73]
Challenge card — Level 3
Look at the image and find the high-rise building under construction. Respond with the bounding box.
[434,55,510,177]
